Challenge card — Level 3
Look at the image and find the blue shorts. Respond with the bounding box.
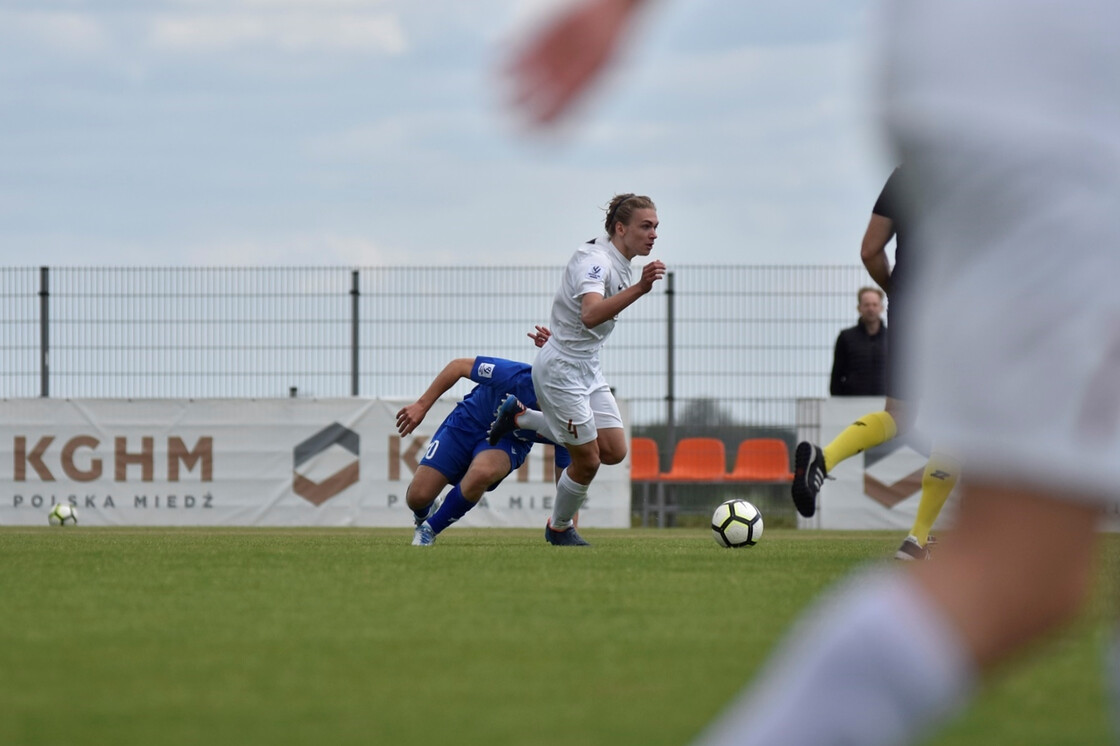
[553,443,572,471]
[419,420,533,491]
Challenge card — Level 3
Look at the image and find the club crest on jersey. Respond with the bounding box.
[478,363,495,378]
[587,265,602,279]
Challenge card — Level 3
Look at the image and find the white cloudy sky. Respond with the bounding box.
[0,0,894,267]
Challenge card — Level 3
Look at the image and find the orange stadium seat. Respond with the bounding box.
[726,438,794,482]
[661,437,726,482]
[630,437,661,481]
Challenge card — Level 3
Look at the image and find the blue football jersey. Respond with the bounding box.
[451,356,540,440]
[420,356,569,485]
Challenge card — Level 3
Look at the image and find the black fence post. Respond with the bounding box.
[39,266,49,398]
[350,270,360,396]
[659,270,676,528]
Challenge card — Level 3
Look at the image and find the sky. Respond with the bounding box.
[0,0,893,268]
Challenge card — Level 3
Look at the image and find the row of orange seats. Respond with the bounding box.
[630,437,794,483]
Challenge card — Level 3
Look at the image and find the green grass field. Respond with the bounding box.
[1,527,1114,746]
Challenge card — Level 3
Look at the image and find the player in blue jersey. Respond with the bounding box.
[396,347,570,546]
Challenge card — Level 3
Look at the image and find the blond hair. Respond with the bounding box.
[604,193,656,235]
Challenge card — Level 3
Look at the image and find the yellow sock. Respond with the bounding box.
[909,451,961,546]
[822,411,898,472]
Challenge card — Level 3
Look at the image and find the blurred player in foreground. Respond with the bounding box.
[795,166,961,561]
[487,193,665,546]
[397,336,569,546]
[505,0,1120,742]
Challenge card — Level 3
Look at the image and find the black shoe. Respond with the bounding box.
[487,394,526,446]
[894,535,931,560]
[544,519,589,546]
[791,442,827,517]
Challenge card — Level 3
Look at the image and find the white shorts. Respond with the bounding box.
[531,341,623,447]
[880,0,1120,504]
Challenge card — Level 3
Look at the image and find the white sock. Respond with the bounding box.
[693,569,976,746]
[550,469,588,530]
[517,407,546,433]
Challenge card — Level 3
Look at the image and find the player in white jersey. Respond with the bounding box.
[488,194,666,545]
[503,0,1120,741]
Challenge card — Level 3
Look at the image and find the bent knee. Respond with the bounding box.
[596,431,628,465]
[568,457,601,483]
[460,470,506,498]
[405,487,431,512]
[599,446,626,466]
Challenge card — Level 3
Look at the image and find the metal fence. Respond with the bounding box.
[1,265,873,522]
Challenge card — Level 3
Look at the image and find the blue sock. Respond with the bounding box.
[427,485,476,535]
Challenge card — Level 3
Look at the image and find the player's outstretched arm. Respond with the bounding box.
[396,358,474,436]
[505,0,651,126]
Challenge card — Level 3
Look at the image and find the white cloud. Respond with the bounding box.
[147,10,407,54]
[161,0,392,9]
[184,233,408,266]
[0,11,111,55]
[0,1,887,270]
[306,118,419,161]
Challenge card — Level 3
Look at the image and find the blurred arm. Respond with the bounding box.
[506,0,652,126]
[860,214,895,295]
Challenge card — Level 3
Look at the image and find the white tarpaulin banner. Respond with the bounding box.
[803,397,960,531]
[0,398,631,528]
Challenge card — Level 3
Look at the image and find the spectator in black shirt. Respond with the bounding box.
[830,287,887,396]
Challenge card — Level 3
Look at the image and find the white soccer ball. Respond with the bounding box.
[48,503,78,526]
[711,499,763,548]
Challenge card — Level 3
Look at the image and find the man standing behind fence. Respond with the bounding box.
[830,287,887,397]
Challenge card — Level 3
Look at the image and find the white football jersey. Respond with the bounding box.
[546,235,635,359]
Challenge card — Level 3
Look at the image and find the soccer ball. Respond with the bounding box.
[711,499,763,548]
[48,503,78,526]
